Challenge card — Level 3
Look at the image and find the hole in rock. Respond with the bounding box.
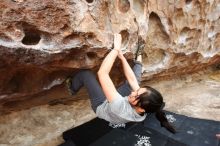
[21,22,42,45]
[120,30,129,48]
[118,0,130,13]
[85,33,102,46]
[180,27,191,34]
[63,33,81,44]
[86,52,97,59]
[5,71,24,93]
[147,12,170,47]
[173,8,185,22]
[22,30,41,45]
[86,0,94,3]
[185,0,192,4]
[86,33,95,39]
[143,12,170,66]
[85,52,97,67]
[178,27,201,51]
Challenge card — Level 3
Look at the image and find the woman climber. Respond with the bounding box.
[66,33,176,133]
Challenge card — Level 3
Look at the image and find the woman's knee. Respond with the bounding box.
[79,69,95,78]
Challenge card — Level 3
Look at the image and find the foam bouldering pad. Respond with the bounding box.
[90,125,188,146]
[59,111,220,146]
[143,111,220,146]
[58,140,76,146]
[128,124,188,146]
[90,129,138,146]
[62,118,112,146]
[62,117,135,146]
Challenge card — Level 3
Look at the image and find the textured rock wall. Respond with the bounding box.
[0,0,220,113]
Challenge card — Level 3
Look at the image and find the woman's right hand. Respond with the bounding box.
[113,33,124,59]
[113,33,122,51]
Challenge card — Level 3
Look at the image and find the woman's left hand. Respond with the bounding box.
[117,50,125,60]
[128,91,140,106]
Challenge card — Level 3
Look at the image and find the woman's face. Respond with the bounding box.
[128,88,147,106]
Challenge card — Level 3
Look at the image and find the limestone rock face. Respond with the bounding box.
[0,0,220,113]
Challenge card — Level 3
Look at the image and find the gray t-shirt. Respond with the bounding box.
[96,93,147,124]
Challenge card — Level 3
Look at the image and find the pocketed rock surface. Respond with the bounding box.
[0,0,220,113]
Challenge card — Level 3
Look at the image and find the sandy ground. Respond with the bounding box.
[150,70,220,121]
[0,69,220,146]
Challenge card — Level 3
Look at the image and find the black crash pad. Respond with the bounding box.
[59,111,220,146]
[62,117,135,146]
[90,129,138,146]
[59,140,76,146]
[143,111,220,146]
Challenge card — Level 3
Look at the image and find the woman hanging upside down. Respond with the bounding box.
[66,33,176,134]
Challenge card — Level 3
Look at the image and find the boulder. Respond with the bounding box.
[0,0,219,113]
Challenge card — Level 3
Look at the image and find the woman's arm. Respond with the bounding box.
[118,52,140,91]
[97,34,121,102]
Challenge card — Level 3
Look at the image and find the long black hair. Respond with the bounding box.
[137,86,176,134]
